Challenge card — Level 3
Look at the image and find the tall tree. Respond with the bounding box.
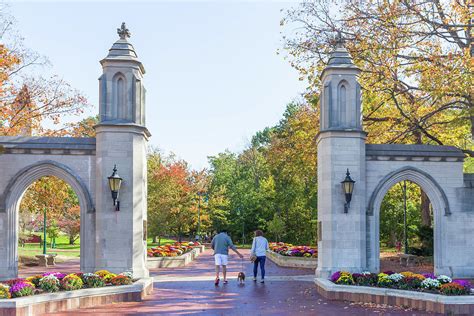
[0,9,89,136]
[282,0,473,157]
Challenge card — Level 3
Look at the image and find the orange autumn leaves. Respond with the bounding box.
[282,0,473,161]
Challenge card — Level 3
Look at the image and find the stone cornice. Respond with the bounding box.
[316,129,367,144]
[0,136,96,156]
[94,122,151,139]
[366,144,465,162]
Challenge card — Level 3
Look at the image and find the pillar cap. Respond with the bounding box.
[100,22,145,74]
[321,32,360,79]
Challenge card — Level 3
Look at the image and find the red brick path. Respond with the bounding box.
[39,249,438,315]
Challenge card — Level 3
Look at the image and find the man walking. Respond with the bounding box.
[211,229,243,285]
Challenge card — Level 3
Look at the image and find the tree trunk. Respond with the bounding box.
[158,236,161,246]
[420,190,432,227]
[69,235,75,245]
[152,235,157,243]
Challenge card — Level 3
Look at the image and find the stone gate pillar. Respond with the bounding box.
[315,37,367,278]
[94,23,149,277]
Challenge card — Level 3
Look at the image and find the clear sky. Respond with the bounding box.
[8,1,306,170]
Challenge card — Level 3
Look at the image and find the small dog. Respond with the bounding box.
[237,271,246,284]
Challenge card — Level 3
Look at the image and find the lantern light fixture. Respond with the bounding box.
[341,168,355,213]
[108,164,123,211]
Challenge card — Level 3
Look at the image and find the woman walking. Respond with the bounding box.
[250,230,269,283]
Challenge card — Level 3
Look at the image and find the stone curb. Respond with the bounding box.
[147,249,197,269]
[0,278,153,314]
[315,278,474,314]
[266,250,317,269]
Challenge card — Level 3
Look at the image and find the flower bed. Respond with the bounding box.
[0,270,134,299]
[0,277,153,315]
[147,242,199,257]
[269,242,317,258]
[329,271,472,296]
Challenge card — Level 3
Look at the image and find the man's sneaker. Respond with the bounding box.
[260,279,265,283]
[223,280,228,284]
[214,278,219,286]
[253,277,257,282]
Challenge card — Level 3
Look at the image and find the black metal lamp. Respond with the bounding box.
[341,168,355,213]
[108,164,123,211]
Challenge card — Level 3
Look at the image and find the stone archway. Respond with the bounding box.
[366,166,449,274]
[2,160,96,278]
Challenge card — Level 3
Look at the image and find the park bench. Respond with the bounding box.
[35,253,57,267]
[19,235,42,247]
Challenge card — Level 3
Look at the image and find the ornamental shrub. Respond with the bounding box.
[421,278,441,290]
[60,274,84,291]
[388,273,404,283]
[39,275,60,292]
[9,282,34,298]
[453,279,471,291]
[94,270,110,278]
[437,275,452,284]
[329,271,341,283]
[3,278,25,286]
[439,282,469,295]
[104,273,117,283]
[335,272,353,285]
[25,275,43,288]
[120,271,133,279]
[111,275,133,286]
[353,273,377,286]
[0,284,11,299]
[42,272,66,280]
[84,274,105,288]
[398,274,425,290]
[377,273,393,287]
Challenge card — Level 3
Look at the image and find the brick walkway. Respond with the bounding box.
[39,248,437,315]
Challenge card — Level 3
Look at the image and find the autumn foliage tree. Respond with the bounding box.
[0,10,88,136]
[281,0,473,233]
[282,0,473,156]
[147,149,209,243]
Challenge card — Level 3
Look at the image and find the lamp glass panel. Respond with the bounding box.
[347,181,354,194]
[109,177,122,192]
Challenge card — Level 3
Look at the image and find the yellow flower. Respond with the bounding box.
[94,270,111,278]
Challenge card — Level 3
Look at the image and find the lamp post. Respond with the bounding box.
[196,191,206,240]
[341,169,355,213]
[108,165,123,211]
[43,207,47,255]
[403,181,408,254]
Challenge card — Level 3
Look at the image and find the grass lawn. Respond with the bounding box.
[19,234,179,258]
[146,238,177,248]
[19,233,81,258]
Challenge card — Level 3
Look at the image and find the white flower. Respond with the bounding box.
[437,275,452,284]
[120,271,133,279]
[421,278,441,289]
[388,273,404,282]
[362,271,371,275]
[82,273,98,281]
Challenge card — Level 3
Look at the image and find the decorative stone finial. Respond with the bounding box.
[335,31,345,48]
[117,22,131,40]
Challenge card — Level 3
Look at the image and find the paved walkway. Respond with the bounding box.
[41,249,437,315]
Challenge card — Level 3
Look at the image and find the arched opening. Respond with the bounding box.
[379,181,434,274]
[1,161,95,279]
[18,176,81,273]
[366,166,449,275]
